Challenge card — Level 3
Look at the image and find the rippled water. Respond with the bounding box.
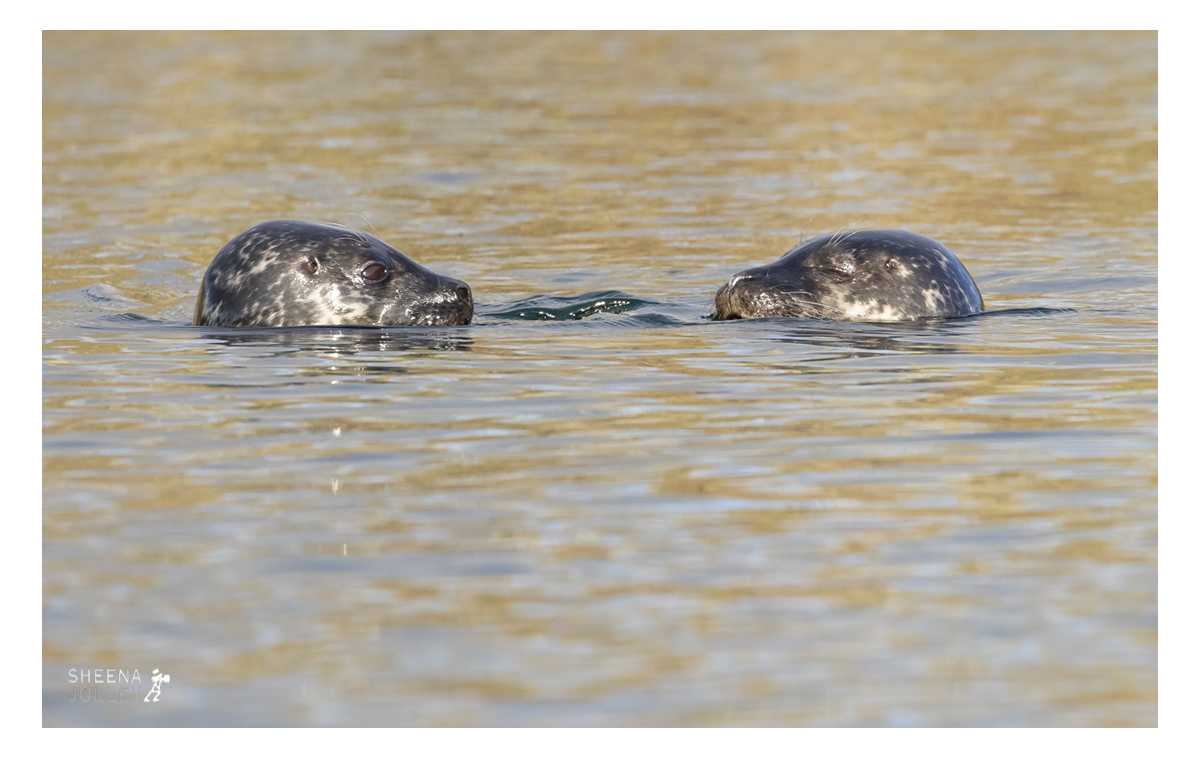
[43,31,1156,726]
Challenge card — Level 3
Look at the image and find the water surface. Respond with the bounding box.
[43,31,1156,726]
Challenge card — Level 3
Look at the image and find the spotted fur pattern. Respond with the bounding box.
[714,230,983,322]
[194,220,473,327]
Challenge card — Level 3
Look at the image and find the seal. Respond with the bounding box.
[713,229,983,322]
[194,220,473,327]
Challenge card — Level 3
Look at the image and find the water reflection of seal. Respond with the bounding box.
[193,220,473,327]
[714,229,983,322]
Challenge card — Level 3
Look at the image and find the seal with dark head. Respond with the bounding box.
[714,229,983,322]
[194,220,473,327]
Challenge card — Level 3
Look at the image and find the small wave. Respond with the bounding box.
[99,312,161,323]
[480,290,661,321]
[44,283,147,310]
[980,307,1077,317]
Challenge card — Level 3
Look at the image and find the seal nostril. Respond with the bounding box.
[457,285,471,303]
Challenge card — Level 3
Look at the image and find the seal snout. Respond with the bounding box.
[715,268,762,321]
[457,283,474,324]
[444,279,474,325]
[714,271,759,320]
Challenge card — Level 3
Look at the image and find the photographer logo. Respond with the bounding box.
[144,669,170,702]
[66,667,172,704]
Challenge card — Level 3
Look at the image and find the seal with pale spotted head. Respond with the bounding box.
[714,229,983,322]
[194,220,473,327]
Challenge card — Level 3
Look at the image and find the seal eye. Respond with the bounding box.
[361,262,389,282]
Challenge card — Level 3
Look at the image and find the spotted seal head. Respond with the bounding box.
[714,229,983,322]
[193,220,473,327]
